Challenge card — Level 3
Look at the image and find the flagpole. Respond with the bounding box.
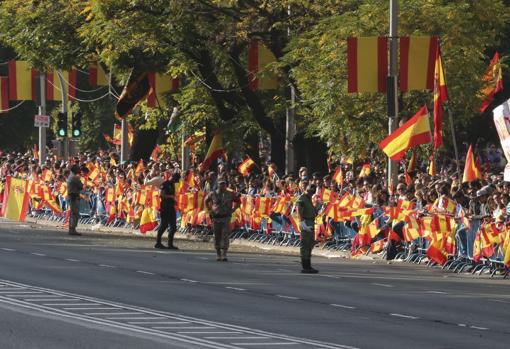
[387,0,399,189]
[446,104,460,176]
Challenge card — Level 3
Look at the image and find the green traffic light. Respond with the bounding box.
[73,130,81,137]
[59,129,66,137]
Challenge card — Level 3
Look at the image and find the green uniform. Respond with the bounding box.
[297,193,316,260]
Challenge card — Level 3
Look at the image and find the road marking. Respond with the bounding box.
[129,321,191,325]
[276,295,299,300]
[1,248,15,251]
[26,298,75,302]
[64,307,120,310]
[231,343,298,346]
[106,316,164,320]
[65,258,80,262]
[470,326,489,330]
[0,291,40,295]
[180,279,198,283]
[458,324,467,327]
[179,331,242,334]
[98,264,116,268]
[85,312,141,316]
[372,283,394,288]
[225,287,245,291]
[136,271,155,275]
[31,253,46,256]
[44,303,99,306]
[389,313,419,320]
[330,304,356,309]
[488,298,510,304]
[205,337,270,340]
[425,291,447,294]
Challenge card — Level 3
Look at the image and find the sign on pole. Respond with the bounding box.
[34,114,50,128]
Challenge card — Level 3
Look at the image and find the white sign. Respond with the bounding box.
[493,99,510,181]
[34,114,50,128]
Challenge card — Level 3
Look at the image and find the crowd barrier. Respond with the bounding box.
[23,184,510,279]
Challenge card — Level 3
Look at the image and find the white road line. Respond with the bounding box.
[136,271,155,275]
[1,248,15,251]
[0,291,41,295]
[65,259,80,262]
[106,316,163,320]
[458,324,467,327]
[205,337,270,340]
[330,304,356,309]
[179,331,242,334]
[44,303,98,306]
[98,264,116,268]
[389,313,419,320]
[152,326,217,330]
[85,312,141,316]
[488,298,510,304]
[425,291,447,294]
[26,298,75,302]
[130,321,190,325]
[276,295,299,300]
[470,326,489,330]
[372,283,394,288]
[31,253,46,256]
[231,343,298,346]
[64,307,120,310]
[225,287,245,291]
[180,279,198,283]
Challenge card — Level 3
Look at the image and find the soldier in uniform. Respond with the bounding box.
[296,183,319,273]
[155,172,180,249]
[205,179,240,261]
[67,165,84,236]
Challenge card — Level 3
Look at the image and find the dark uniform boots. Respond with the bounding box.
[301,258,318,274]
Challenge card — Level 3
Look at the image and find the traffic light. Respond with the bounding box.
[57,112,67,137]
[72,112,82,138]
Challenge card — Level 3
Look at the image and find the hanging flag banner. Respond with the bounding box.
[493,98,510,181]
[1,176,30,222]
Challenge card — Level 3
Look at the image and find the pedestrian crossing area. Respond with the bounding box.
[0,279,357,349]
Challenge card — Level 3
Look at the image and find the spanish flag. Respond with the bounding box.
[135,159,145,176]
[115,69,151,119]
[480,52,503,113]
[462,145,481,183]
[347,37,388,93]
[150,144,161,162]
[399,36,438,92]
[147,72,179,107]
[0,77,8,112]
[407,150,417,172]
[140,207,158,234]
[428,154,437,177]
[238,156,255,177]
[426,237,448,265]
[379,105,432,161]
[358,164,371,178]
[248,39,278,91]
[46,70,77,101]
[333,167,344,185]
[1,177,30,222]
[199,132,225,171]
[88,63,109,87]
[433,42,448,149]
[8,60,37,101]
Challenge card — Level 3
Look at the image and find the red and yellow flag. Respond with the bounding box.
[151,145,161,162]
[379,105,432,161]
[135,159,145,176]
[428,154,437,177]
[0,76,8,111]
[333,167,344,185]
[248,39,278,91]
[399,36,438,92]
[199,132,225,171]
[462,145,482,183]
[140,207,158,234]
[1,176,30,222]
[407,150,417,172]
[46,70,77,101]
[480,52,503,113]
[88,63,109,87]
[347,37,388,93]
[358,164,371,178]
[433,42,448,149]
[8,60,37,101]
[238,156,255,177]
[147,72,179,107]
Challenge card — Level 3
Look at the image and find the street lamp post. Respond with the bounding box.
[387,0,399,189]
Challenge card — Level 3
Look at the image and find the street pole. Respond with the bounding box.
[120,119,129,163]
[38,73,47,166]
[56,71,69,161]
[181,133,190,172]
[447,105,460,176]
[285,4,296,175]
[387,0,399,189]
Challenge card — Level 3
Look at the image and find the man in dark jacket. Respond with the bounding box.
[155,172,180,249]
[67,165,84,236]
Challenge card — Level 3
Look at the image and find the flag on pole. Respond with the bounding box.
[147,72,179,107]
[248,39,278,91]
[347,37,388,93]
[407,150,417,172]
[89,63,109,87]
[333,167,344,185]
[433,42,448,149]
[480,52,503,113]
[379,105,432,161]
[46,70,78,101]
[399,36,439,92]
[1,176,30,222]
[462,145,482,183]
[8,60,37,101]
[428,154,437,176]
[135,159,145,176]
[358,164,371,178]
[0,77,9,112]
[199,133,225,171]
[238,156,255,177]
[115,69,151,119]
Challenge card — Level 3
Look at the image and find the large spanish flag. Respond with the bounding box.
[379,105,432,161]
[462,145,482,183]
[89,63,109,87]
[248,39,278,91]
[8,60,37,101]
[139,207,158,234]
[399,36,438,92]
[115,69,151,119]
[147,72,179,107]
[199,132,225,171]
[433,42,448,149]
[46,70,77,101]
[347,37,388,93]
[1,176,30,222]
[0,77,8,112]
[480,52,503,113]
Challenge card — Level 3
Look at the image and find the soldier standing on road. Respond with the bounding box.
[205,179,240,261]
[297,184,319,273]
[67,165,84,236]
[155,172,181,250]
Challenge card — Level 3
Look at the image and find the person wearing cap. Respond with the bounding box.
[205,178,240,261]
[67,164,84,236]
[296,183,319,273]
[155,171,181,250]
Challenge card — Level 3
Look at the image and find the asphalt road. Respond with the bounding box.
[0,219,509,349]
